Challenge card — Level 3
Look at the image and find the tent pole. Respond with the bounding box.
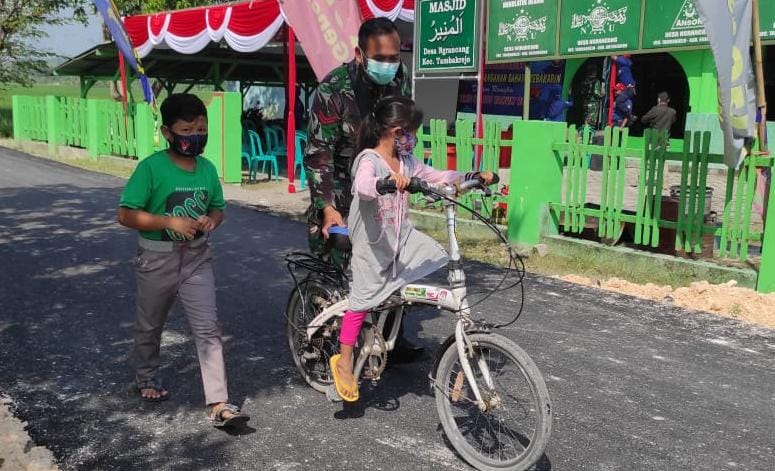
[287,26,298,194]
[474,0,487,170]
[752,0,768,153]
[523,64,531,120]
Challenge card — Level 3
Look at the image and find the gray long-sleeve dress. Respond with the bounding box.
[347,150,463,311]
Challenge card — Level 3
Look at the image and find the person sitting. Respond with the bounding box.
[329,96,493,401]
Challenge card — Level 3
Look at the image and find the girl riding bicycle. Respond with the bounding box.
[330,96,493,401]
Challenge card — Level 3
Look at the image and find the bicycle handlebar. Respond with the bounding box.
[376,177,427,195]
[376,173,499,196]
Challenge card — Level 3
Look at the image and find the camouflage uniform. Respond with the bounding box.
[304,60,411,258]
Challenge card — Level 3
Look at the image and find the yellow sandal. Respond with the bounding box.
[329,354,359,402]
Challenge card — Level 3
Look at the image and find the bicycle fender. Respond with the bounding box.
[429,327,491,394]
[306,298,350,340]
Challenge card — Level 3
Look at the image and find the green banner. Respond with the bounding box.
[642,0,708,49]
[486,0,558,62]
[558,0,641,56]
[415,0,480,73]
[761,0,775,41]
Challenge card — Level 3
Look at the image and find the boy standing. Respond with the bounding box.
[118,94,249,428]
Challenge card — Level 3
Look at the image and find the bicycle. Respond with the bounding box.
[285,175,552,471]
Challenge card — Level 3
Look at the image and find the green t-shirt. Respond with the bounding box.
[120,151,225,241]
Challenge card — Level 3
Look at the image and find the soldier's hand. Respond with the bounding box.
[322,206,344,239]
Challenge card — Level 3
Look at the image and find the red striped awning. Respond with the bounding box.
[123,0,414,59]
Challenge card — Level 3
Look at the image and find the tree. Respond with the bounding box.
[112,0,220,15]
[0,1,88,85]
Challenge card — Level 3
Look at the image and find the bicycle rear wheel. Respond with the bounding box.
[285,279,341,393]
[434,333,551,471]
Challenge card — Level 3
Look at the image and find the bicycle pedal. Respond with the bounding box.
[302,350,319,360]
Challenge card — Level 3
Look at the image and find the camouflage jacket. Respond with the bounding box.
[304,60,411,215]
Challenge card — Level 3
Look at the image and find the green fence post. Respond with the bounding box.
[221,92,243,184]
[86,99,100,157]
[507,120,567,245]
[11,96,24,141]
[45,96,60,155]
[134,102,155,160]
[205,94,224,178]
[757,174,775,293]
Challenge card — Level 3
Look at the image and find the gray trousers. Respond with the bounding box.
[132,237,228,405]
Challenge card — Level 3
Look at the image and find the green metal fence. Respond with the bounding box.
[13,96,48,142]
[551,126,770,261]
[414,118,775,293]
[11,93,244,183]
[13,95,145,158]
[9,98,775,291]
[414,119,509,216]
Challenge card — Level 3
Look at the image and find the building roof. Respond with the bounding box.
[55,41,318,87]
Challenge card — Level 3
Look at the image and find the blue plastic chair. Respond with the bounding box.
[246,130,279,182]
[264,126,287,157]
[241,121,257,173]
[294,131,308,189]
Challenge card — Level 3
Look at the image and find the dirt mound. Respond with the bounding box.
[559,276,775,328]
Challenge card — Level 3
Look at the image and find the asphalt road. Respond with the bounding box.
[1,147,773,471]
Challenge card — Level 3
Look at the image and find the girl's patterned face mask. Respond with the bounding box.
[395,131,417,158]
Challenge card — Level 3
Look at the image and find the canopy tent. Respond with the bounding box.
[115,0,414,192]
[56,41,318,96]
[121,0,414,58]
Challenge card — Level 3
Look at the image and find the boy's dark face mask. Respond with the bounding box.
[168,131,208,158]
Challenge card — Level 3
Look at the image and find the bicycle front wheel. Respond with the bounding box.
[434,333,552,471]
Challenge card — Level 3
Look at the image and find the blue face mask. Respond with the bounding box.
[364,57,400,86]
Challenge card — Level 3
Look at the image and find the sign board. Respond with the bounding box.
[415,0,480,73]
[559,0,641,56]
[761,0,775,40]
[486,0,558,62]
[457,60,566,118]
[482,0,775,63]
[642,0,708,49]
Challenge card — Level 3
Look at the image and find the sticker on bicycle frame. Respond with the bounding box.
[404,286,427,298]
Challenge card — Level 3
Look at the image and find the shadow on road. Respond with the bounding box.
[0,184,313,469]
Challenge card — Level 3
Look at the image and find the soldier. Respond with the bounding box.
[304,17,422,362]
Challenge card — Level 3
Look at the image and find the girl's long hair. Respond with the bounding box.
[356,96,423,155]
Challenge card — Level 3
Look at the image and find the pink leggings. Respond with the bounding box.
[339,310,367,346]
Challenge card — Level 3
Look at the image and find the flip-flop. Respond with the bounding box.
[207,403,250,428]
[135,379,171,403]
[329,354,359,402]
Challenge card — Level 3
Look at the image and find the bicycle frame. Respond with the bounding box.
[304,184,494,410]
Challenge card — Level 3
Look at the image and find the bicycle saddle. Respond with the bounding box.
[327,225,352,252]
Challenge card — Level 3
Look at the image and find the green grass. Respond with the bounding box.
[424,228,736,289]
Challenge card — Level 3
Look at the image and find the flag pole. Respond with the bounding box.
[752,0,768,153]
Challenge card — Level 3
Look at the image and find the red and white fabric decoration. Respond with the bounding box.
[123,0,415,59]
[357,0,415,22]
[124,1,284,58]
